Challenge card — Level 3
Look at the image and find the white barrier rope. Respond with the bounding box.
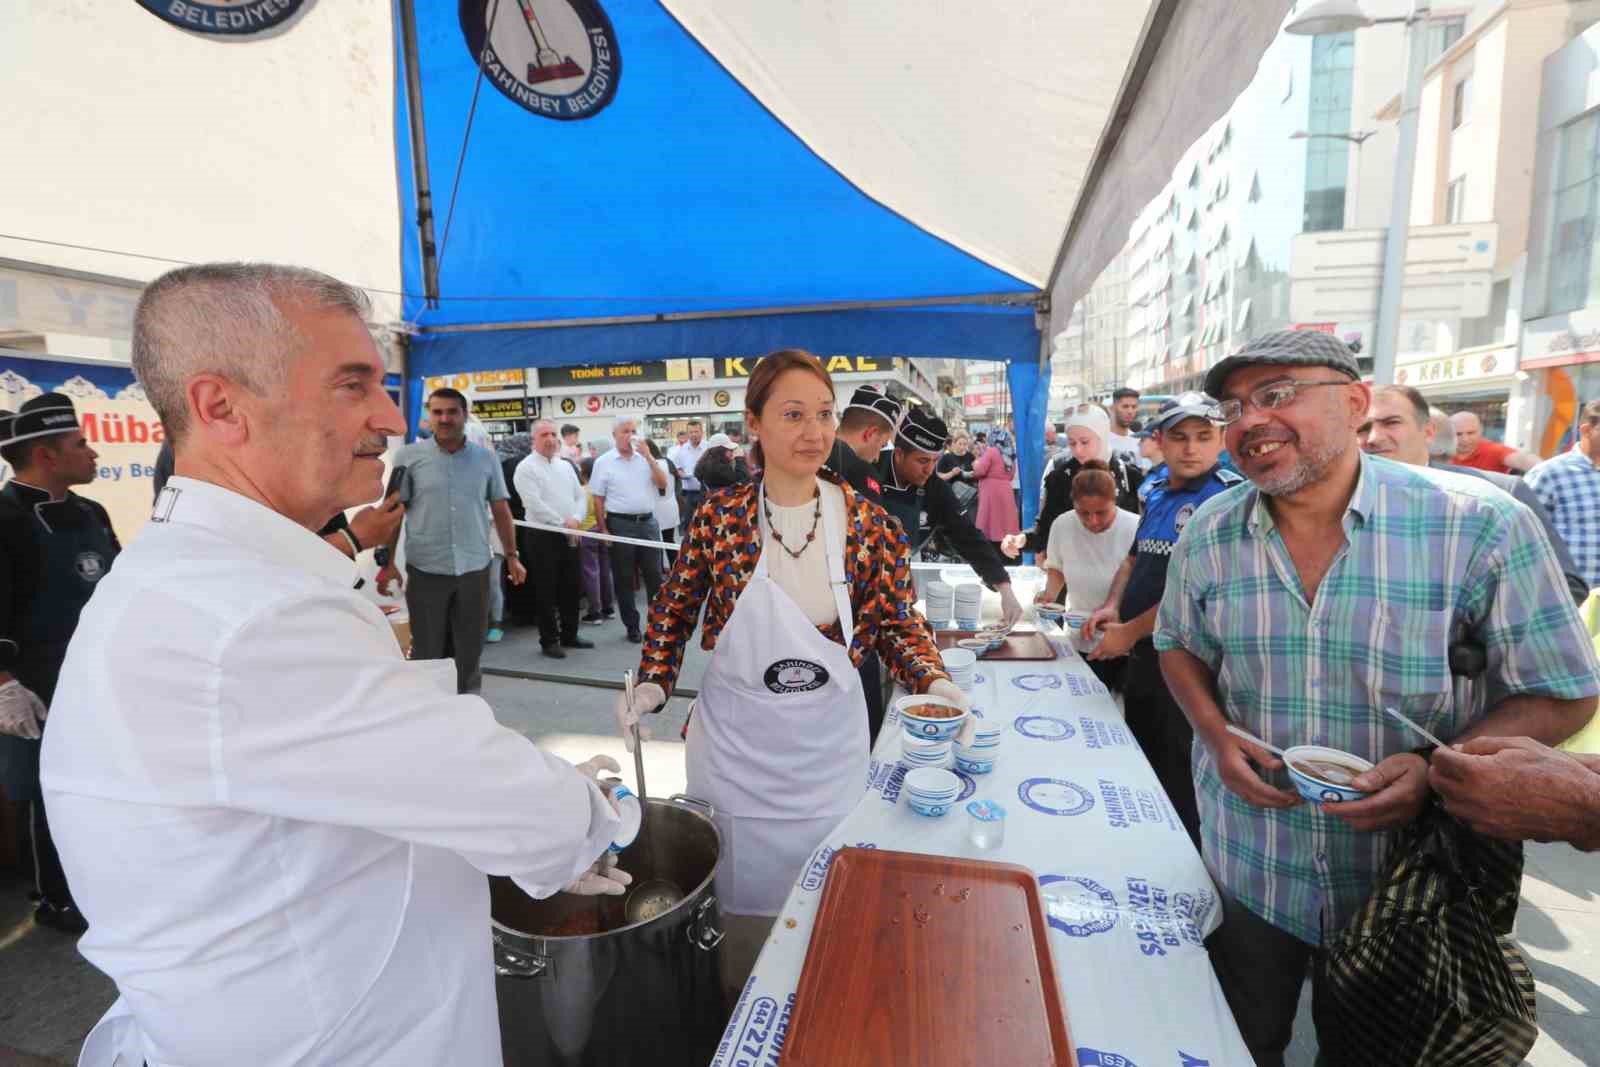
[513,517,680,551]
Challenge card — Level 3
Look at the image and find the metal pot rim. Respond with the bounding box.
[492,795,721,942]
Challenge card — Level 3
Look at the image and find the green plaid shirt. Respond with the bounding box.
[1155,453,1600,944]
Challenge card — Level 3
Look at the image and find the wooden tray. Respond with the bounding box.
[935,629,1058,661]
[780,848,1075,1067]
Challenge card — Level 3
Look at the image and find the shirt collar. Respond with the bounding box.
[8,480,61,504]
[157,476,355,586]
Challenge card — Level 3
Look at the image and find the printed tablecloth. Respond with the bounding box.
[709,628,1252,1067]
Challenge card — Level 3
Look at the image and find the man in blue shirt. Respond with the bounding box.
[1084,393,1241,845]
[379,388,525,693]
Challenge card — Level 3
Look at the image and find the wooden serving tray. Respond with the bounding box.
[780,848,1075,1067]
[935,629,1058,661]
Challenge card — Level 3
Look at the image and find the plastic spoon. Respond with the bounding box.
[1383,705,1448,749]
[1225,724,1287,758]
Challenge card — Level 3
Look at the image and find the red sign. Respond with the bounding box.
[586,395,603,414]
[1293,323,1337,334]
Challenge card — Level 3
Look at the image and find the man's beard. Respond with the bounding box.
[1254,435,1346,497]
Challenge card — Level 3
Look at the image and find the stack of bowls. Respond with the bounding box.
[923,580,953,627]
[903,767,962,817]
[900,735,953,769]
[938,648,977,693]
[954,583,983,629]
[894,693,969,741]
[954,718,1005,775]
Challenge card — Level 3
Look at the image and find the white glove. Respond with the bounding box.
[997,584,1024,628]
[574,754,622,783]
[564,851,633,896]
[613,682,665,752]
[926,679,977,747]
[0,680,46,740]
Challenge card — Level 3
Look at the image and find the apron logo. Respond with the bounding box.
[132,0,315,38]
[460,0,622,121]
[763,658,828,694]
[75,552,107,583]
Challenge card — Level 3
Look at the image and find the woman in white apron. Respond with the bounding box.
[613,349,966,998]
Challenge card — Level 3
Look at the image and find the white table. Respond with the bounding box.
[708,626,1252,1067]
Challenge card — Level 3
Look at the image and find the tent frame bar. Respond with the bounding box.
[397,0,441,309]
[418,290,1040,334]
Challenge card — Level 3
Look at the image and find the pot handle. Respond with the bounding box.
[669,793,717,819]
[688,894,725,952]
[494,935,554,980]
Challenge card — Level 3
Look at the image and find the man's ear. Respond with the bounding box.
[186,374,251,448]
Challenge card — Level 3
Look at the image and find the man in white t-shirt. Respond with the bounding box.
[1038,461,1138,690]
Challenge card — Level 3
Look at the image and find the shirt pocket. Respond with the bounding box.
[1369,604,1454,720]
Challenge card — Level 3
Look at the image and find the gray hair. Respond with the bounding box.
[132,262,371,444]
[612,414,637,431]
[1428,407,1456,460]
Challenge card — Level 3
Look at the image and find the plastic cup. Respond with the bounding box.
[966,799,1006,849]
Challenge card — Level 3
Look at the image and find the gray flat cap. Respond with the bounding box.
[1204,329,1360,398]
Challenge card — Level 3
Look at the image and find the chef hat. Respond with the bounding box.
[895,405,948,455]
[843,384,903,429]
[0,393,80,447]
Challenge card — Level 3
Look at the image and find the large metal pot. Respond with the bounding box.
[490,794,725,1067]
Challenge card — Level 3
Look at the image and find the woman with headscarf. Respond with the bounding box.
[1005,404,1143,560]
[973,428,1021,554]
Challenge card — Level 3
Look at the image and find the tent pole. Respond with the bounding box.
[397,0,441,309]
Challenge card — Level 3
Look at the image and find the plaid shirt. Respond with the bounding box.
[638,470,948,696]
[1525,448,1600,590]
[1155,454,1600,944]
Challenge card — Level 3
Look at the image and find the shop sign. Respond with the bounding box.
[1393,349,1506,387]
[556,390,723,417]
[132,0,315,38]
[539,355,892,389]
[1293,323,1338,334]
[717,355,890,378]
[426,369,526,394]
[471,397,539,421]
[1522,311,1600,369]
[0,268,139,341]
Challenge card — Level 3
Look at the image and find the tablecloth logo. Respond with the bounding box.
[800,842,878,891]
[762,658,829,694]
[731,992,795,1067]
[1127,877,1213,958]
[1080,716,1133,749]
[953,768,977,802]
[460,0,622,121]
[1011,673,1063,692]
[879,763,908,804]
[1038,874,1118,937]
[132,0,314,38]
[1097,778,1179,833]
[1018,777,1094,817]
[1076,1050,1139,1067]
[1014,715,1076,742]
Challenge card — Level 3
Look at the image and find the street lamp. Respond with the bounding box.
[1291,128,1378,225]
[1287,1,1431,386]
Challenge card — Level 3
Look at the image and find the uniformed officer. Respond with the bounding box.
[825,384,902,503]
[878,406,1023,628]
[0,393,119,933]
[1083,393,1241,845]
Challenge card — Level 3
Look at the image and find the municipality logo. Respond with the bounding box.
[133,0,315,38]
[764,658,829,694]
[461,0,621,121]
[75,552,107,583]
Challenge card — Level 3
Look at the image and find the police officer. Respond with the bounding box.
[1082,393,1241,846]
[879,406,1023,628]
[0,393,119,933]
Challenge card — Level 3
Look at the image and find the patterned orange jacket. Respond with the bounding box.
[637,471,948,696]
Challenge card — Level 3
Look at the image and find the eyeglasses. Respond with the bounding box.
[1216,379,1354,425]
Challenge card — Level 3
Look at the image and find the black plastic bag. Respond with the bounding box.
[1312,801,1537,1066]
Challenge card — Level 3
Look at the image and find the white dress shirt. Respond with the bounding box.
[669,440,707,491]
[513,450,586,528]
[589,447,662,516]
[42,477,619,1067]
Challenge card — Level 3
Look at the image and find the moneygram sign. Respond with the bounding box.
[583,391,715,416]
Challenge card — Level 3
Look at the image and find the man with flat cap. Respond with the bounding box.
[0,392,118,933]
[878,405,1023,630]
[826,383,903,502]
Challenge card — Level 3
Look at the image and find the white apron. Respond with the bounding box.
[685,485,869,917]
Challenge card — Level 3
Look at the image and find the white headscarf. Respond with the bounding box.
[1062,405,1112,463]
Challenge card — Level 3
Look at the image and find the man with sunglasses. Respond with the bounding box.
[1152,329,1599,1064]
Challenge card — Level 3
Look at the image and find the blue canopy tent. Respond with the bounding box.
[392,0,1081,525]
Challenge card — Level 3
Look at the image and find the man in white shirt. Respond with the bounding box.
[41,263,629,1067]
[513,420,594,659]
[669,418,708,519]
[589,416,669,642]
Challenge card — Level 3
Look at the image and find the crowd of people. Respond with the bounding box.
[1,260,1597,1065]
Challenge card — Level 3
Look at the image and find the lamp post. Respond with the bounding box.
[1287,0,1431,385]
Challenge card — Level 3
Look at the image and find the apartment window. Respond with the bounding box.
[1303,32,1356,232]
[1546,112,1600,315]
[1446,177,1467,223]
[1427,17,1465,64]
[1452,77,1472,130]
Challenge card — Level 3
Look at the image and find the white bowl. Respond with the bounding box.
[895,694,969,741]
[1283,745,1374,804]
[940,647,978,672]
[903,767,961,798]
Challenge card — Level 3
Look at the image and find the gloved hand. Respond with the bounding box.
[997,584,1024,628]
[925,679,976,747]
[574,754,622,784]
[0,680,46,740]
[564,851,633,896]
[613,682,665,752]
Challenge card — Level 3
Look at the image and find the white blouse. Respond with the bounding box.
[763,480,847,628]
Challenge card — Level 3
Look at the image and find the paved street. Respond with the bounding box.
[1,622,1595,1064]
